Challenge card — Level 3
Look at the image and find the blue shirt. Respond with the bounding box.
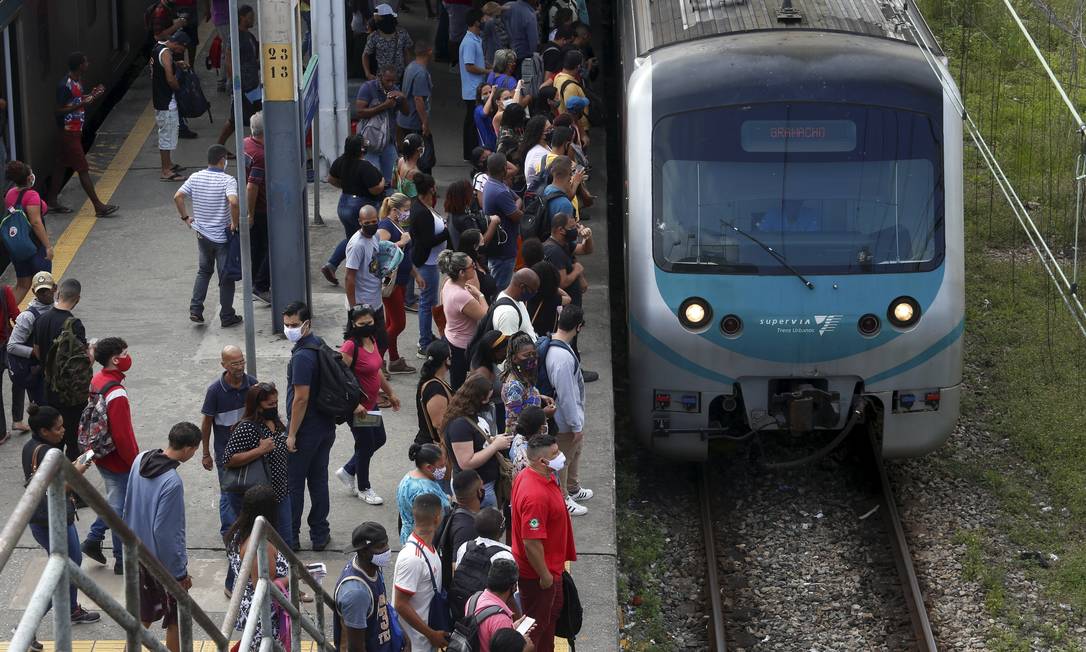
[482,178,520,260]
[287,334,335,435]
[397,60,432,131]
[543,183,575,222]
[506,0,540,60]
[474,105,496,150]
[200,372,257,463]
[459,31,485,101]
[396,473,451,544]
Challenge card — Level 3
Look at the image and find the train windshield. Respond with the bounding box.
[653,103,944,275]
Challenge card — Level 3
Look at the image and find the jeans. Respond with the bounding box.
[488,256,516,289]
[216,465,238,536]
[327,194,371,269]
[417,264,439,350]
[30,522,82,615]
[342,422,388,492]
[383,284,407,361]
[191,233,238,321]
[288,428,335,547]
[364,142,398,186]
[482,480,497,509]
[86,466,129,561]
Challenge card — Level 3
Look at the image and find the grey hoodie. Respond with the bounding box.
[7,298,49,359]
[123,450,187,580]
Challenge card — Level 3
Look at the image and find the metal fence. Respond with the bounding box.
[0,447,338,652]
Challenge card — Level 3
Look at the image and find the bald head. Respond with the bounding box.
[509,268,540,301]
[221,345,246,383]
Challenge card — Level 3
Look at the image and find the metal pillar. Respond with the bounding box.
[229,0,258,376]
[261,0,309,332]
[315,0,348,173]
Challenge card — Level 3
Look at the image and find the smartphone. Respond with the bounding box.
[306,562,327,581]
[77,450,95,466]
[516,616,535,636]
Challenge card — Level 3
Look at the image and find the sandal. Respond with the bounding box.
[50,204,73,214]
[160,172,186,182]
[95,205,119,217]
[171,163,186,173]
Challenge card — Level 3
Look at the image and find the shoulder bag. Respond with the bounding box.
[221,423,272,493]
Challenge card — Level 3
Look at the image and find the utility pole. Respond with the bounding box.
[260,0,309,332]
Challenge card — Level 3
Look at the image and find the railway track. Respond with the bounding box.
[697,431,938,651]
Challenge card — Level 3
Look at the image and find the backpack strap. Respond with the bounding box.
[96,380,123,400]
[30,443,48,474]
[333,567,376,621]
[12,189,28,211]
[493,296,522,329]
[418,378,449,444]
[409,540,439,592]
[474,605,506,625]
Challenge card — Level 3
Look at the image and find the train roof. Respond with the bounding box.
[629,0,943,57]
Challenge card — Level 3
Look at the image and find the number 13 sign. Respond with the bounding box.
[263,43,294,101]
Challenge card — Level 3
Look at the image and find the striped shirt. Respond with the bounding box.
[179,168,238,243]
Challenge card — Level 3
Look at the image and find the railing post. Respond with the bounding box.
[123,541,141,652]
[47,473,71,652]
[289,565,302,652]
[256,519,275,647]
[179,599,195,652]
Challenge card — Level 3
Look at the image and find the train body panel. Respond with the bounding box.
[620,2,964,460]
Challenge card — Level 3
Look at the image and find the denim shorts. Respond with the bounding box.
[13,244,50,279]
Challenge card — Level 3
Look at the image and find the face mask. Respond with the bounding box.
[371,549,392,567]
[397,209,411,226]
[520,286,536,303]
[260,407,279,420]
[354,323,376,339]
[432,466,447,481]
[115,354,133,373]
[284,324,305,342]
[362,222,379,237]
[378,16,396,33]
[223,159,229,173]
[27,173,35,188]
[516,358,538,374]
[546,451,567,472]
[565,228,579,245]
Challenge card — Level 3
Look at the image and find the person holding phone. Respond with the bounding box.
[466,558,537,652]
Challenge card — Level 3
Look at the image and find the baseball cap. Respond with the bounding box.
[345,522,388,554]
[31,271,55,293]
[565,95,589,113]
[374,3,397,17]
[169,30,192,46]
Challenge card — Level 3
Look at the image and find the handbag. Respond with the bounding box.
[470,420,514,505]
[221,426,273,493]
[223,229,243,282]
[358,82,392,151]
[410,540,453,633]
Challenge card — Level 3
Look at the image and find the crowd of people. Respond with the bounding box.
[12,0,603,651]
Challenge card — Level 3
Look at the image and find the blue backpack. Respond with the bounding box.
[2,190,38,262]
[536,336,578,398]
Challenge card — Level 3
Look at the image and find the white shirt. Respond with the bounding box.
[454,536,515,567]
[492,290,538,341]
[394,533,442,652]
[178,168,238,243]
[524,144,550,188]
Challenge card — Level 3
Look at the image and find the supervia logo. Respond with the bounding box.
[815,315,844,336]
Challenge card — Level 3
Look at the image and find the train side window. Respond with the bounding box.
[110,0,125,51]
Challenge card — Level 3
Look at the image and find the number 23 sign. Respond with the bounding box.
[263,43,294,101]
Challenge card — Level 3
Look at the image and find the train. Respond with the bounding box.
[618,0,965,460]
[0,0,158,178]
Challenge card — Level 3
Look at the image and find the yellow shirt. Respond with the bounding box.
[553,71,590,131]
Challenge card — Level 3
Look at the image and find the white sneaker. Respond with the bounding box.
[334,467,354,494]
[565,496,587,517]
[358,488,384,505]
[568,488,594,502]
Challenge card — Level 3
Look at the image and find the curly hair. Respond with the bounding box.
[440,372,492,433]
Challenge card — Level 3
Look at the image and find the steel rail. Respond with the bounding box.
[869,431,938,651]
[698,465,727,652]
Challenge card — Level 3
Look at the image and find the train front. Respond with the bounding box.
[625,31,964,460]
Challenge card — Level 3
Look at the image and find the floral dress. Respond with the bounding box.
[230,542,290,650]
[501,375,548,436]
[363,28,413,79]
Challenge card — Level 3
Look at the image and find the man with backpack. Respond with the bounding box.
[7,271,55,427]
[541,306,591,517]
[492,268,540,341]
[283,301,337,552]
[554,51,589,131]
[334,521,407,651]
[32,277,88,461]
[394,493,451,651]
[80,337,139,575]
[451,558,521,652]
[152,31,192,182]
[453,508,515,612]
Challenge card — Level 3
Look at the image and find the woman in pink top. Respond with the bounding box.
[4,162,53,302]
[335,305,401,506]
[438,249,488,391]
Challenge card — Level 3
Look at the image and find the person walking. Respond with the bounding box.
[377,193,419,374]
[7,271,55,432]
[215,4,262,148]
[396,443,451,544]
[356,66,410,185]
[345,205,391,358]
[321,135,386,286]
[443,373,512,508]
[438,250,488,389]
[243,111,271,303]
[151,32,191,183]
[334,305,401,505]
[333,522,405,651]
[362,4,414,81]
[5,162,55,301]
[123,422,202,652]
[460,10,488,161]
[48,52,118,215]
[283,302,336,551]
[408,174,449,358]
[81,337,140,574]
[32,277,88,461]
[393,493,451,652]
[543,305,592,515]
[398,44,435,174]
[511,433,577,652]
[174,144,242,327]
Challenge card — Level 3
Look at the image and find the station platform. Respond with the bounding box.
[0,9,619,652]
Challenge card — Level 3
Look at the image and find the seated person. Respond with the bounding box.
[756,200,820,232]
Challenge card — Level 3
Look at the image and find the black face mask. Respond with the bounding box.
[564,228,579,245]
[362,223,379,237]
[353,324,377,339]
[378,16,397,33]
[260,407,279,421]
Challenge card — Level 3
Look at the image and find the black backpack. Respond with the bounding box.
[175,67,212,121]
[521,187,566,240]
[436,507,474,590]
[465,296,522,363]
[559,78,604,127]
[555,570,583,647]
[300,339,363,424]
[449,542,508,623]
[446,592,506,652]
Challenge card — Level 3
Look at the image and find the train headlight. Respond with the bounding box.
[887,296,921,328]
[678,297,712,330]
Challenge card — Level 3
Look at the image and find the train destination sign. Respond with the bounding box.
[741,120,857,152]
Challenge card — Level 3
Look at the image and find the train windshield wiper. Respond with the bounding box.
[721,222,815,290]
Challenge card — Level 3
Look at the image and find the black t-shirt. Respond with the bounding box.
[446,416,498,485]
[543,238,581,304]
[415,377,452,446]
[541,42,567,74]
[448,509,477,558]
[448,211,487,250]
[22,434,74,525]
[32,308,86,365]
[330,155,383,200]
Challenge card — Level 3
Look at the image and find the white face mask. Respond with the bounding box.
[27,173,36,188]
[223,159,229,173]
[546,451,566,472]
[432,466,447,481]
[283,324,305,342]
[370,550,392,567]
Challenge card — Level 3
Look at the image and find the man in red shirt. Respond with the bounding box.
[243,111,270,302]
[80,337,139,575]
[511,433,577,652]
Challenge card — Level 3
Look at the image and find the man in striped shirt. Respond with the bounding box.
[174,144,242,327]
